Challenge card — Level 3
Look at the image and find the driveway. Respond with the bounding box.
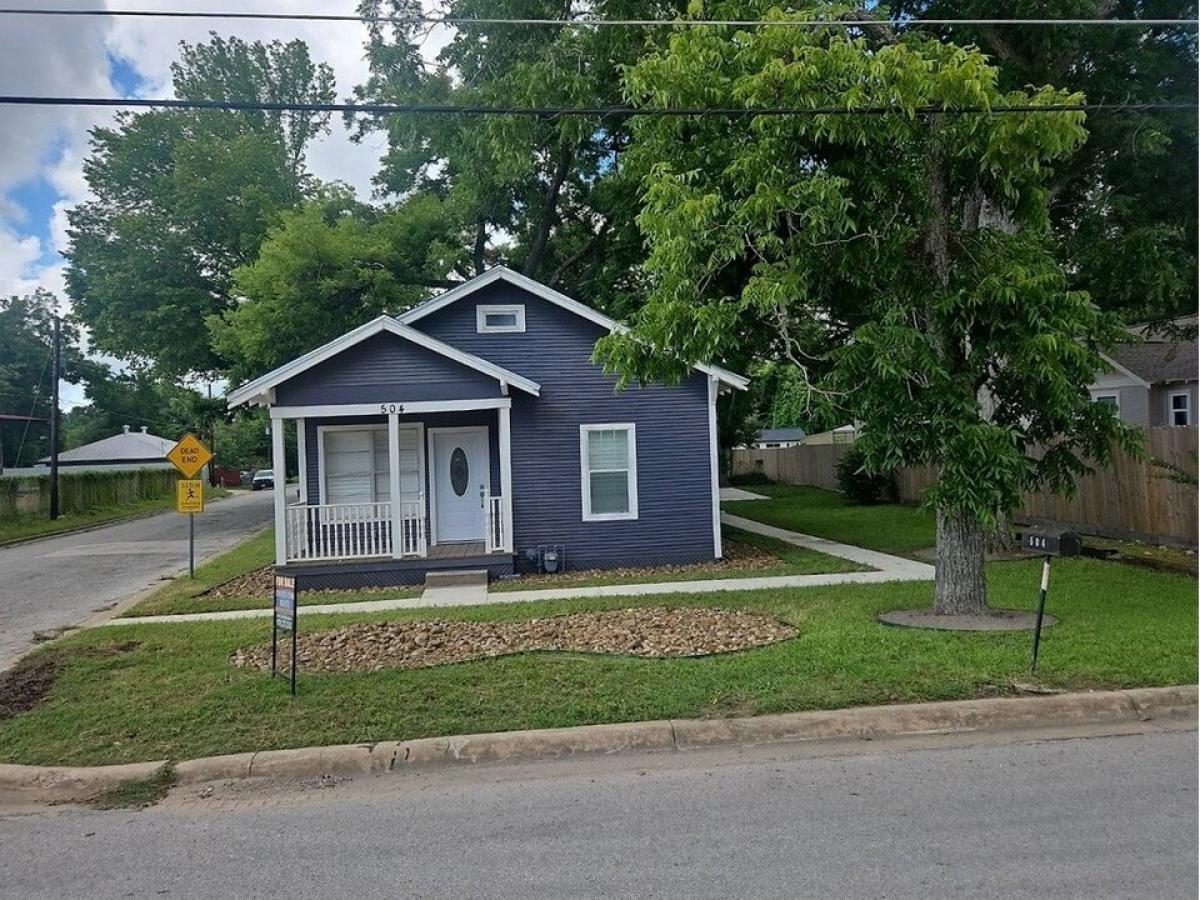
[0,490,277,670]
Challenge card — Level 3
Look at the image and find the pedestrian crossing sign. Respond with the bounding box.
[176,479,205,514]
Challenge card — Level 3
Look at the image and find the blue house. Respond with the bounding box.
[227,267,748,589]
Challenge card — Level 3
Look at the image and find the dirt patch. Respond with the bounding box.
[202,566,396,600]
[230,606,798,674]
[0,641,141,721]
[499,539,783,590]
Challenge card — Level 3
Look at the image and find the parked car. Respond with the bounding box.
[251,469,275,491]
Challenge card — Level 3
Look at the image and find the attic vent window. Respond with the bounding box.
[477,304,525,334]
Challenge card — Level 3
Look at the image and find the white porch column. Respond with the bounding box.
[708,376,723,560]
[498,403,514,552]
[271,415,288,566]
[388,412,403,558]
[295,417,307,504]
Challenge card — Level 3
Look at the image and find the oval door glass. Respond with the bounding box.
[449,447,469,496]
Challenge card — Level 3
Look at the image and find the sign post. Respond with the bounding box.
[272,574,298,695]
[167,434,214,579]
[1021,530,1082,674]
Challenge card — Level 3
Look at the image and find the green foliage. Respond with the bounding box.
[210,191,463,381]
[728,470,775,487]
[886,0,1198,325]
[0,468,178,520]
[835,445,893,505]
[0,291,95,468]
[599,3,1140,532]
[65,36,335,376]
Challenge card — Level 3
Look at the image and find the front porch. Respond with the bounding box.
[268,398,516,571]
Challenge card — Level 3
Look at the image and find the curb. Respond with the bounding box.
[1,685,1193,804]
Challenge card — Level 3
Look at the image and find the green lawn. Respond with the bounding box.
[2,557,1193,766]
[723,483,935,556]
[0,488,232,545]
[492,525,866,592]
[120,528,419,618]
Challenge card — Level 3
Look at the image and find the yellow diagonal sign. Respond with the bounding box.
[167,432,213,479]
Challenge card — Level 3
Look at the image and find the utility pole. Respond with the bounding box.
[49,314,61,520]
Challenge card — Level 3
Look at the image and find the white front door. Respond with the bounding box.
[430,427,489,542]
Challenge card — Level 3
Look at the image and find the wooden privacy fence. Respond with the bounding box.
[732,426,1198,546]
[0,467,178,519]
[730,442,855,492]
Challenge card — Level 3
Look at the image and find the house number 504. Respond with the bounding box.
[379,403,406,414]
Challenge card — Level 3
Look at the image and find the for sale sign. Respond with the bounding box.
[273,575,296,631]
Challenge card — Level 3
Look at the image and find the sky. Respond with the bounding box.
[0,1,442,407]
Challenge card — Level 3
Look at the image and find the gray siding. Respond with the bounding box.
[412,281,717,569]
[1150,382,1198,426]
[276,333,502,406]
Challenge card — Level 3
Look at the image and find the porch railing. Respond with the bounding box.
[283,499,426,563]
[484,492,505,553]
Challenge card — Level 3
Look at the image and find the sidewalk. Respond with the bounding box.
[93,515,934,627]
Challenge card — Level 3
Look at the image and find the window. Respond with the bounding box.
[1094,393,1120,413]
[320,426,421,505]
[476,304,525,333]
[1170,392,1191,426]
[580,424,637,521]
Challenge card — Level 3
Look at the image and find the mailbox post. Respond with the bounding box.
[1021,529,1082,673]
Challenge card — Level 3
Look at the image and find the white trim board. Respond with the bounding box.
[269,398,512,420]
[227,316,540,408]
[396,266,749,391]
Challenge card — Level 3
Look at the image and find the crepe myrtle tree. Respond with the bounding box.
[596,5,1140,614]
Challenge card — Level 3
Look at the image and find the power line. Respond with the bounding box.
[0,96,1193,117]
[0,8,1196,28]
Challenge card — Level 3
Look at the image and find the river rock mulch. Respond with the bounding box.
[230,607,798,674]
[201,566,394,601]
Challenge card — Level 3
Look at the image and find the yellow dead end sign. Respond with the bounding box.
[176,479,205,514]
[167,432,213,479]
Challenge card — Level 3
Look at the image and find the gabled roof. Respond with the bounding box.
[397,266,749,391]
[40,426,174,464]
[226,315,541,408]
[1099,317,1198,386]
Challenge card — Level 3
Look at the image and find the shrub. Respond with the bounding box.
[729,471,775,487]
[836,445,893,504]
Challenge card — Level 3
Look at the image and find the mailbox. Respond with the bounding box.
[1021,529,1082,558]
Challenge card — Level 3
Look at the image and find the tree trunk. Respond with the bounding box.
[933,509,989,615]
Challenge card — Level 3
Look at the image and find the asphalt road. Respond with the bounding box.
[0,729,1193,898]
[0,489,276,670]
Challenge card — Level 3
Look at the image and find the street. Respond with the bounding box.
[0,490,275,670]
[0,728,1193,899]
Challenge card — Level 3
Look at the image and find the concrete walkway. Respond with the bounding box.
[93,515,933,627]
[719,487,769,501]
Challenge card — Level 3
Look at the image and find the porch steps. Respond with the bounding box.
[423,568,489,589]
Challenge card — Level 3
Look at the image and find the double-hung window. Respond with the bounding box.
[1170,392,1191,426]
[580,424,638,521]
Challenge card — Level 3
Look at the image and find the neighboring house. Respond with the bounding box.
[1090,315,1198,427]
[227,267,748,589]
[801,424,858,446]
[37,425,175,471]
[744,427,806,449]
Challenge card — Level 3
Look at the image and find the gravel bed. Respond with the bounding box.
[230,606,797,674]
[202,566,393,600]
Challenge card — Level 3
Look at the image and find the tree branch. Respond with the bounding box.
[523,146,573,278]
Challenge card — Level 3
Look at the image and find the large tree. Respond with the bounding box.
[65,36,336,377]
[888,0,1198,325]
[0,291,93,469]
[350,0,690,315]
[598,6,1139,614]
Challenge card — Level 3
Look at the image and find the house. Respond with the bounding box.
[1089,315,1198,427]
[226,267,748,589]
[37,425,176,471]
[744,427,806,449]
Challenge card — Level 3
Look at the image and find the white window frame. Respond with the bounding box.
[316,423,424,505]
[1093,392,1120,413]
[579,423,638,522]
[1169,391,1191,426]
[476,304,526,334]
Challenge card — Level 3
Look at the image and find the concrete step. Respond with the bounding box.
[424,568,489,589]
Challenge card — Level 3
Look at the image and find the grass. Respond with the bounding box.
[120,528,420,618]
[491,525,866,592]
[1,556,1193,767]
[89,763,175,810]
[723,483,936,556]
[0,488,231,545]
